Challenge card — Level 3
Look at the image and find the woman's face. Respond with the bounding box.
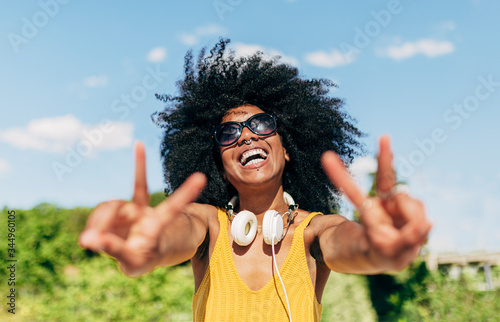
[218,105,289,193]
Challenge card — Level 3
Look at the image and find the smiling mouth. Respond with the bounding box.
[240,149,268,166]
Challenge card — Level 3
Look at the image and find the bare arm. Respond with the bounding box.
[79,142,210,276]
[318,136,431,274]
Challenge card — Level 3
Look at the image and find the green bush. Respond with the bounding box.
[368,262,500,321]
[1,205,194,320]
[401,271,500,321]
[1,204,499,321]
[1,205,94,291]
[18,258,195,321]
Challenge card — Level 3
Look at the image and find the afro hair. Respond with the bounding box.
[154,38,363,214]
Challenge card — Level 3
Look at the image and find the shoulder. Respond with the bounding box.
[185,203,221,261]
[302,211,350,265]
[183,203,220,228]
[304,211,350,238]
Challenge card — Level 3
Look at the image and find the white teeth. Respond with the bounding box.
[240,149,268,165]
[246,159,262,166]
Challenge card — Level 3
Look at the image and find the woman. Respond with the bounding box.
[79,39,431,321]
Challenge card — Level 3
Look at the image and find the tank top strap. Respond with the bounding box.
[296,212,322,232]
[217,207,228,231]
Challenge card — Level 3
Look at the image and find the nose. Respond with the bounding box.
[238,125,258,145]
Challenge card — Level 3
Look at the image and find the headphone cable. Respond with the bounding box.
[272,221,292,322]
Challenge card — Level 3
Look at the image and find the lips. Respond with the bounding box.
[239,148,268,166]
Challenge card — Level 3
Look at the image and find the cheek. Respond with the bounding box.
[220,149,235,169]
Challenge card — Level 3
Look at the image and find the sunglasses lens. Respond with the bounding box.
[214,113,277,146]
[250,114,276,135]
[217,123,241,146]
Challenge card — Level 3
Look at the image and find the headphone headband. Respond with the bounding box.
[226,192,297,220]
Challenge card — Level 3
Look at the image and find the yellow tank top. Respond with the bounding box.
[192,208,322,321]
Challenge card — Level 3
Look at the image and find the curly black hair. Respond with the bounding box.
[153,39,363,214]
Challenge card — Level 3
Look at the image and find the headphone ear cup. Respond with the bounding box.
[262,210,283,245]
[231,210,258,246]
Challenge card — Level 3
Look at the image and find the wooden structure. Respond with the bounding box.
[423,252,500,290]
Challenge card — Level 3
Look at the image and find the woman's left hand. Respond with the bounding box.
[321,135,432,271]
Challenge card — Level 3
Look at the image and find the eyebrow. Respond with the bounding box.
[224,110,249,117]
[222,110,250,122]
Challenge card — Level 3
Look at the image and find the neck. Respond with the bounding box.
[236,185,289,218]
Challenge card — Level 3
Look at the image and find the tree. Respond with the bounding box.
[360,171,430,320]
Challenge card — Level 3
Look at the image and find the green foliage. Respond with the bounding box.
[367,274,405,317]
[366,261,430,320]
[400,270,500,321]
[321,272,377,322]
[0,204,94,292]
[150,191,167,207]
[1,203,499,321]
[360,170,499,321]
[365,262,500,321]
[16,258,195,321]
[0,203,194,321]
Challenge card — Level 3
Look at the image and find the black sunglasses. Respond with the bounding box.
[212,113,278,147]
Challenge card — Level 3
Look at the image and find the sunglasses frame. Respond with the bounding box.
[211,113,278,147]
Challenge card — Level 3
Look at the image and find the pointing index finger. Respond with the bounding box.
[133,141,149,206]
[376,135,396,196]
[322,151,365,209]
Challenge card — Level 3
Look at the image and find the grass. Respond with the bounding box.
[1,256,377,321]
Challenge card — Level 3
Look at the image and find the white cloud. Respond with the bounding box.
[0,159,10,174]
[350,156,377,178]
[83,75,108,88]
[382,39,455,60]
[95,122,134,150]
[232,42,299,66]
[348,156,377,193]
[0,115,79,151]
[179,33,198,46]
[0,115,134,154]
[194,24,227,37]
[179,24,228,46]
[146,47,167,63]
[305,49,354,68]
[232,43,264,57]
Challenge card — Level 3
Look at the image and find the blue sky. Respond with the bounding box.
[1,0,499,255]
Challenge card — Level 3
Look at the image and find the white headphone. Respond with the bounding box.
[226,192,298,246]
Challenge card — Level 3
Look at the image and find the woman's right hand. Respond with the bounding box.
[78,142,206,276]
